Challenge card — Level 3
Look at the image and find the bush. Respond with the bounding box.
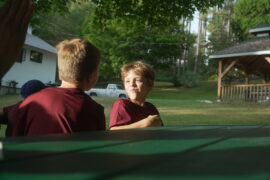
[171,75,182,87]
[179,72,200,88]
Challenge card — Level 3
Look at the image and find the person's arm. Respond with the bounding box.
[0,107,8,125]
[0,0,34,78]
[110,115,163,130]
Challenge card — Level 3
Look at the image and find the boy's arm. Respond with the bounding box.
[0,108,8,124]
[0,0,34,78]
[110,115,162,130]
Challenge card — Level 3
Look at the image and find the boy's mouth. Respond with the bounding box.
[128,89,138,93]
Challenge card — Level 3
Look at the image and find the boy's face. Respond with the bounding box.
[124,70,152,103]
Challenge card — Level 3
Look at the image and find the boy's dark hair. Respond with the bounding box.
[20,80,46,99]
[56,39,101,84]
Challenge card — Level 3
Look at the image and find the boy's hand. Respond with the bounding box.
[142,115,163,127]
[0,0,34,78]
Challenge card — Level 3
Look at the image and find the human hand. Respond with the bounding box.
[142,115,163,127]
[0,0,34,78]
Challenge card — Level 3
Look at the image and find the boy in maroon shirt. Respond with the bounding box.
[0,80,46,136]
[11,39,105,136]
[110,61,163,130]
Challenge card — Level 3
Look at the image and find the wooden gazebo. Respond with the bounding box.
[209,24,270,102]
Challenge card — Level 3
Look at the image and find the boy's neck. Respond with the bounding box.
[130,99,146,107]
[60,81,82,89]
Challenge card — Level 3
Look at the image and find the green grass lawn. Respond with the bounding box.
[1,81,270,137]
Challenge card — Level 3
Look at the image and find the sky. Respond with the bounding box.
[190,11,199,34]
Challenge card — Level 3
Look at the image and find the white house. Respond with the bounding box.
[2,28,57,90]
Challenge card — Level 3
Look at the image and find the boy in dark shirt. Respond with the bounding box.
[0,80,46,136]
[110,61,163,130]
[11,39,105,136]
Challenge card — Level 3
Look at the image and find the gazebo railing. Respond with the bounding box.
[221,84,270,102]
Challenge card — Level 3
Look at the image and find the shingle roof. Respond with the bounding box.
[209,36,270,59]
[25,33,56,54]
[253,24,270,29]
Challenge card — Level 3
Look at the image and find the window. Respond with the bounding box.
[30,50,43,63]
[16,48,26,63]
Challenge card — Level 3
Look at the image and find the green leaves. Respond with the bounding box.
[232,0,270,41]
[82,14,196,79]
[92,0,225,27]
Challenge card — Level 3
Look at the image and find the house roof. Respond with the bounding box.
[249,24,270,34]
[209,36,270,59]
[25,33,56,54]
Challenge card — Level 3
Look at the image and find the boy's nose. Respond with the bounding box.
[131,80,136,86]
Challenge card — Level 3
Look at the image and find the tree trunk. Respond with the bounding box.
[194,13,202,73]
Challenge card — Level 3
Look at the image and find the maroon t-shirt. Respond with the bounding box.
[3,102,22,136]
[11,87,105,136]
[110,99,159,128]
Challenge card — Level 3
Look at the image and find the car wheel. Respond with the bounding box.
[119,94,126,98]
[90,92,97,96]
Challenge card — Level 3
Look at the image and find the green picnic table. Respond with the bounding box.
[1,125,270,180]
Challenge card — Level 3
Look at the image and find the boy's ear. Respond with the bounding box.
[88,69,99,87]
[148,80,154,88]
[147,80,154,91]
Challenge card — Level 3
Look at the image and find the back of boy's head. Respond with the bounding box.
[21,80,46,99]
[121,61,155,85]
[56,39,101,84]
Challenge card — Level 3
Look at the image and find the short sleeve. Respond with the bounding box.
[109,99,131,128]
[97,106,106,130]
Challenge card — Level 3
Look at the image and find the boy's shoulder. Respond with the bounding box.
[144,101,156,108]
[113,99,155,109]
[21,87,104,110]
[113,98,131,106]
[30,87,85,96]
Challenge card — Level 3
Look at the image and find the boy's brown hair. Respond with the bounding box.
[56,39,100,84]
[121,61,155,85]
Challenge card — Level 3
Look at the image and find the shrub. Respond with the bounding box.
[179,72,200,88]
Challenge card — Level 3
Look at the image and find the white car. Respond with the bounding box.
[85,84,128,98]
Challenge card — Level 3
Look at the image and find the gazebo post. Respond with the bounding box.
[217,59,238,102]
[217,60,223,102]
[262,75,269,84]
[244,71,250,84]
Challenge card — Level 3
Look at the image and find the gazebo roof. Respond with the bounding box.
[209,36,270,59]
[209,24,270,78]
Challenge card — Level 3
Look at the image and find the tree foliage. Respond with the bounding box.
[33,1,94,45]
[0,0,226,82]
[205,0,235,77]
[1,0,225,26]
[92,0,225,26]
[232,0,270,41]
[82,17,195,80]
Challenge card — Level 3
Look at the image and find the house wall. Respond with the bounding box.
[2,45,57,88]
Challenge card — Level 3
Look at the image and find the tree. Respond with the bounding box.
[82,17,195,82]
[92,0,225,27]
[232,0,270,41]
[33,1,94,46]
[0,0,225,27]
[0,0,224,82]
[206,0,235,77]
